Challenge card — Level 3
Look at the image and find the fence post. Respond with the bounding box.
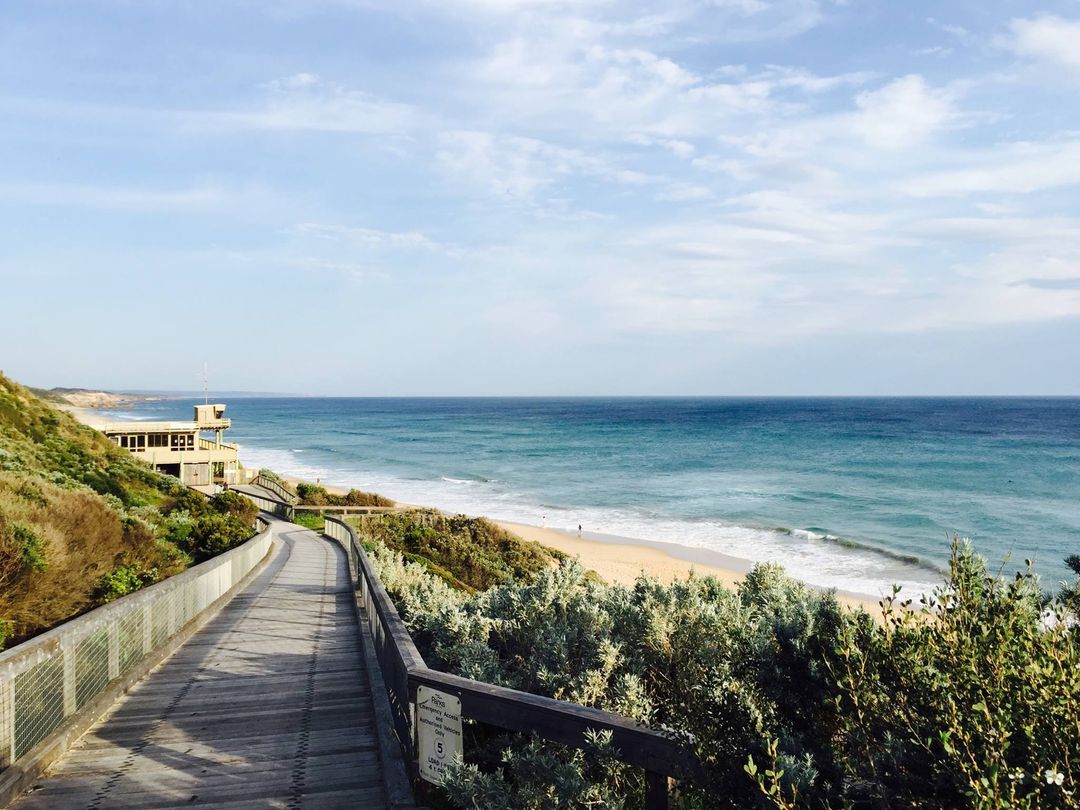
[62,639,76,717]
[107,621,120,681]
[1,674,14,769]
[644,771,670,810]
[143,604,153,655]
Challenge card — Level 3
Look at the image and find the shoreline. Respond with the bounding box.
[58,405,110,426]
[494,520,884,614]
[277,473,884,613]
[66,407,888,614]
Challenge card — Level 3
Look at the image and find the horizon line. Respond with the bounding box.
[93,390,1080,400]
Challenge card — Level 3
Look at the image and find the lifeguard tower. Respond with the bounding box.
[100,404,243,488]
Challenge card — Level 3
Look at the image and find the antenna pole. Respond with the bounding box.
[203,361,208,405]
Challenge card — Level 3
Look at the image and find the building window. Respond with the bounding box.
[171,433,195,452]
[148,433,168,448]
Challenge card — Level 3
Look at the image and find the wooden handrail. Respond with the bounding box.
[323,515,697,807]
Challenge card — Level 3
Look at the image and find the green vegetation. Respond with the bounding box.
[296,481,394,507]
[292,511,325,532]
[357,513,1080,810]
[257,467,286,484]
[93,564,154,602]
[349,510,562,592]
[0,373,257,649]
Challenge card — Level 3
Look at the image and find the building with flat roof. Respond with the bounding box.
[100,404,243,487]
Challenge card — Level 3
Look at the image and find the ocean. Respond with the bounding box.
[107,397,1080,598]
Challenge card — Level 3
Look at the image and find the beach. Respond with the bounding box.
[277,472,883,612]
[495,520,883,613]
[499,520,747,588]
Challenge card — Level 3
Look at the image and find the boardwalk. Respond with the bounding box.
[11,524,389,809]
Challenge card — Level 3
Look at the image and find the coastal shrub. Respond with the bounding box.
[822,539,1080,810]
[258,468,285,484]
[364,532,844,807]
[94,564,157,602]
[360,523,1080,810]
[0,517,48,602]
[209,490,259,524]
[10,522,47,572]
[296,482,394,507]
[442,731,636,810]
[1060,554,1080,618]
[343,488,394,506]
[295,482,329,505]
[353,511,561,592]
[182,513,254,561]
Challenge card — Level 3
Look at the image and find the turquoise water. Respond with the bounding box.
[112,397,1080,597]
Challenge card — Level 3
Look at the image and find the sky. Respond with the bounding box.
[1,0,1079,395]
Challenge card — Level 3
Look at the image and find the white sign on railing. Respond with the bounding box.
[417,685,463,785]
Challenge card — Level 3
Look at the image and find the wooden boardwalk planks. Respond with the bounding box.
[10,525,388,809]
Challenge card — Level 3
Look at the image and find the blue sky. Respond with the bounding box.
[1,0,1078,395]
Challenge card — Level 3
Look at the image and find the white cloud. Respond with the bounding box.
[656,183,713,201]
[292,223,444,250]
[0,182,274,212]
[927,17,974,45]
[626,133,695,157]
[261,72,321,91]
[903,139,1080,197]
[1008,15,1080,74]
[851,75,956,149]
[436,131,651,202]
[198,75,419,134]
[908,215,1080,246]
[465,28,874,147]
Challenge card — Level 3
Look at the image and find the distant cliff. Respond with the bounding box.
[26,386,161,409]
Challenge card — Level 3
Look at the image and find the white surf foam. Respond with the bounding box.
[236,443,942,600]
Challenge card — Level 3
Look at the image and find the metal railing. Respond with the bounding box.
[0,518,273,789]
[253,474,298,505]
[324,516,695,808]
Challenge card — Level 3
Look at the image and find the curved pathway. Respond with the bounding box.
[11,524,388,809]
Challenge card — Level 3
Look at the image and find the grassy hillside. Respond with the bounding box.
[0,373,255,649]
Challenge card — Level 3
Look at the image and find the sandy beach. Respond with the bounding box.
[498,520,748,588]
[494,520,883,614]
[277,473,882,612]
[58,405,110,426]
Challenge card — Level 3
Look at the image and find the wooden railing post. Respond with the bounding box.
[645,771,671,810]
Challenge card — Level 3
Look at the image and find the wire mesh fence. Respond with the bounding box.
[0,519,271,773]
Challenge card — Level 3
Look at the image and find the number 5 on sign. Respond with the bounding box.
[416,686,463,785]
